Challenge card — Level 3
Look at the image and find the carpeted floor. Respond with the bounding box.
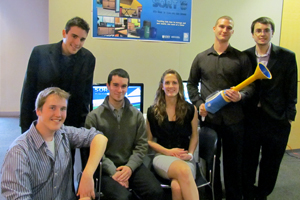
[0,117,299,199]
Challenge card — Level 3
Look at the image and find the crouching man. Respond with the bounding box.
[1,87,107,200]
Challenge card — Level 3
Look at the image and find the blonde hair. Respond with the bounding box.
[35,87,70,110]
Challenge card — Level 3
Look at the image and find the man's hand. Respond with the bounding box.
[77,171,95,199]
[199,104,208,117]
[225,89,241,102]
[111,166,132,188]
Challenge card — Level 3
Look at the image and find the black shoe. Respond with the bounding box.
[255,197,267,200]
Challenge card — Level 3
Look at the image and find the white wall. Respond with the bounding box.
[49,0,283,113]
[0,0,48,116]
[0,0,283,115]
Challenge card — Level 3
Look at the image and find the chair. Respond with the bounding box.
[145,126,217,200]
[196,126,218,200]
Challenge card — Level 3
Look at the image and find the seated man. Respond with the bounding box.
[85,68,164,200]
[1,87,108,200]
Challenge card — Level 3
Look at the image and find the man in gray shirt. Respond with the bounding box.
[85,68,163,200]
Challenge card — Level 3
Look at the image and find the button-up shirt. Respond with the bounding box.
[1,121,101,200]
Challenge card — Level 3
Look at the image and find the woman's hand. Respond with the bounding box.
[179,153,193,161]
[168,148,188,157]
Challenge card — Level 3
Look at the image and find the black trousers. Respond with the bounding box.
[101,164,164,200]
[243,108,291,199]
[204,121,244,200]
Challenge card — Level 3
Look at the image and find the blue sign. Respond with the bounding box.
[92,0,192,43]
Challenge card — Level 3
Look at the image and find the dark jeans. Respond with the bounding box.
[204,121,244,200]
[243,108,291,199]
[101,164,164,200]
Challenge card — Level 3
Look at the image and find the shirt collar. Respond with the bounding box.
[208,44,233,55]
[108,100,125,111]
[28,121,64,150]
[255,43,272,58]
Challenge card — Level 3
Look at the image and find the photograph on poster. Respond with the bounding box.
[93,0,192,42]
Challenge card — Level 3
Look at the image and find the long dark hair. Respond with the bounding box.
[153,69,188,125]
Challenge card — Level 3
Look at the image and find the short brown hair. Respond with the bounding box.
[251,17,275,34]
[215,16,234,27]
[65,17,90,34]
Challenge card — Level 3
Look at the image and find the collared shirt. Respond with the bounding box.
[187,45,253,125]
[255,43,271,67]
[1,121,100,200]
[108,101,124,123]
[255,43,271,107]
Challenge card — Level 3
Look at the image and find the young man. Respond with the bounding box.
[242,17,298,200]
[85,69,164,200]
[20,16,95,133]
[187,16,254,200]
[1,87,108,200]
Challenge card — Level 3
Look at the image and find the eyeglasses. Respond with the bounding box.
[254,29,271,34]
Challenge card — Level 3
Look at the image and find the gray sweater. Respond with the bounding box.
[85,96,147,176]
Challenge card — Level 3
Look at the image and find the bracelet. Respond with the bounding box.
[188,153,193,161]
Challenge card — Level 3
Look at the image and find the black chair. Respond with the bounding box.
[145,126,217,200]
[197,126,218,200]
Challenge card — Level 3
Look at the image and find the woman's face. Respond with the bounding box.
[162,73,179,97]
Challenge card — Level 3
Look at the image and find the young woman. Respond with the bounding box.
[147,69,199,200]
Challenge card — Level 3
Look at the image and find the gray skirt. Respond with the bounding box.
[153,153,196,180]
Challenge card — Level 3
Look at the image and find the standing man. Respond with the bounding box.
[242,17,298,200]
[1,87,108,200]
[85,68,164,200]
[187,16,254,200]
[20,16,95,133]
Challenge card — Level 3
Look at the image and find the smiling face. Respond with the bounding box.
[252,22,273,47]
[213,18,234,43]
[36,94,67,136]
[107,75,129,104]
[162,73,179,98]
[62,26,88,56]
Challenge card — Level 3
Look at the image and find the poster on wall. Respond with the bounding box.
[92,0,192,43]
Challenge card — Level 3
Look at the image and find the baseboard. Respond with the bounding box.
[0,112,20,117]
[286,148,300,153]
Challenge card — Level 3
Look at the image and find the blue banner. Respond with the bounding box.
[92,0,192,43]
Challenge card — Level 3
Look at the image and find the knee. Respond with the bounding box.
[114,192,132,200]
[175,163,193,182]
[150,188,164,200]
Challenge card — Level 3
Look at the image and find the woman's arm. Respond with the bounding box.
[188,105,199,155]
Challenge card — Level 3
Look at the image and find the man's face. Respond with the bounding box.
[252,22,273,46]
[62,26,88,56]
[213,18,234,43]
[107,75,128,104]
[36,94,67,135]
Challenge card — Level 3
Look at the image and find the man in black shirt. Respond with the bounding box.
[20,16,95,133]
[187,16,253,200]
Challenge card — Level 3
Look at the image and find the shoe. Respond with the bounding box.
[255,197,267,200]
